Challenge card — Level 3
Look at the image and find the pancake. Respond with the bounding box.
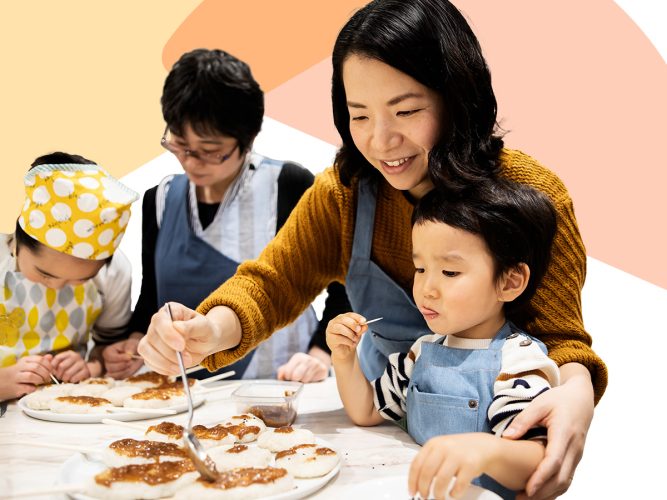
[145,421,236,448]
[22,383,76,410]
[120,372,174,389]
[70,377,116,397]
[173,467,294,500]
[275,443,340,478]
[221,414,267,435]
[123,387,186,409]
[86,460,197,499]
[207,444,273,471]
[256,426,315,452]
[49,396,113,414]
[100,438,190,467]
[101,386,144,406]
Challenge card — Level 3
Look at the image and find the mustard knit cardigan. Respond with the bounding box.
[198,149,608,403]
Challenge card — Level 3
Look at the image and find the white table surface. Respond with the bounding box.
[0,377,421,499]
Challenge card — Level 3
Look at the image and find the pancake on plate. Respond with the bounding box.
[49,396,113,414]
[120,372,174,389]
[123,387,186,409]
[101,386,144,406]
[173,466,294,500]
[100,438,190,467]
[207,444,273,470]
[145,421,236,448]
[86,460,197,499]
[275,443,339,478]
[256,426,315,452]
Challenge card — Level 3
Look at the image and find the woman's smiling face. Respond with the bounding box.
[343,54,444,200]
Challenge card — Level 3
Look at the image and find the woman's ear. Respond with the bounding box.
[497,263,530,303]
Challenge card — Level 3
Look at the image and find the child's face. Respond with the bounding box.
[412,221,505,339]
[16,244,105,290]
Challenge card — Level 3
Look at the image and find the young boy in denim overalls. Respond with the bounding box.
[327,180,561,500]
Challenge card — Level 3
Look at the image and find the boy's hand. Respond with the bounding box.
[52,351,91,383]
[325,312,368,361]
[408,433,496,499]
[0,354,54,401]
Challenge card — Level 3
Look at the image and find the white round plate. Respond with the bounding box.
[18,394,205,423]
[343,475,502,500]
[59,437,340,499]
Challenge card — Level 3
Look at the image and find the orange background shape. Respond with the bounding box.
[1,1,665,290]
[167,0,667,289]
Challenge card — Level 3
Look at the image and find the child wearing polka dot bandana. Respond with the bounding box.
[0,152,138,401]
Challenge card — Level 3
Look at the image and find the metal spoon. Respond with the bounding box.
[166,303,218,481]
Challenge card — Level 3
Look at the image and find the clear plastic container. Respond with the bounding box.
[231,380,304,427]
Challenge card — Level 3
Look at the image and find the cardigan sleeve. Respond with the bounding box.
[198,168,352,370]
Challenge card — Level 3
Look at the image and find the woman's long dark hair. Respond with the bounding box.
[332,0,504,193]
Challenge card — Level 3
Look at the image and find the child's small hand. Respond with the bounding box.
[0,354,54,401]
[408,433,495,499]
[325,312,368,361]
[52,350,91,383]
[103,337,144,379]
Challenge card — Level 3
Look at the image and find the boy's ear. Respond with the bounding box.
[497,263,530,303]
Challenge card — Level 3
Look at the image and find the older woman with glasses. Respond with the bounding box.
[102,48,350,381]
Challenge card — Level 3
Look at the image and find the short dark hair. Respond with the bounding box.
[332,0,503,192]
[412,181,557,325]
[161,48,264,153]
[16,152,96,255]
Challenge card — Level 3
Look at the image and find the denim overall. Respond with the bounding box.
[408,322,546,499]
[345,178,430,381]
[155,174,254,379]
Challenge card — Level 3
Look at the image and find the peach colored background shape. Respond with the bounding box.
[166,0,666,289]
[1,1,665,290]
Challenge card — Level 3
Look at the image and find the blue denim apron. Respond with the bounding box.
[345,178,430,380]
[407,322,546,499]
[155,174,254,379]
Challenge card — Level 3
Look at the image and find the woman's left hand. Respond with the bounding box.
[276,347,331,383]
[502,363,594,499]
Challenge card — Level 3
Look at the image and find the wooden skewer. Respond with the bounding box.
[197,382,242,395]
[101,418,147,431]
[49,373,61,385]
[198,370,236,385]
[5,483,86,498]
[362,316,383,325]
[184,365,205,375]
[12,439,98,455]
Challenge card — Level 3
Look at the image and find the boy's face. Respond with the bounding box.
[411,221,505,339]
[16,243,105,290]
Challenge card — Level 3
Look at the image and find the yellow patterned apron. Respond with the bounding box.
[0,269,103,367]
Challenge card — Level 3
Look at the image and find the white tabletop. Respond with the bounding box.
[0,377,420,499]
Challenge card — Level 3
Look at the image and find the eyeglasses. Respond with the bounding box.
[160,129,238,165]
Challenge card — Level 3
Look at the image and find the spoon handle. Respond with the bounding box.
[166,303,194,430]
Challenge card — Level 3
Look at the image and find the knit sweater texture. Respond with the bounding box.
[198,148,608,403]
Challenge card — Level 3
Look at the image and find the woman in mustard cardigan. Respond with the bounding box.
[139,1,606,497]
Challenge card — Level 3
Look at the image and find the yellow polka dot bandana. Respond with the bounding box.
[18,164,139,260]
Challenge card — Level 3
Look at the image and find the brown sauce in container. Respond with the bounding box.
[95,460,195,486]
[198,467,288,489]
[109,439,188,461]
[248,405,297,427]
[54,396,111,406]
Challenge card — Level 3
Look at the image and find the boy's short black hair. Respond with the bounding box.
[412,181,557,325]
[161,48,264,153]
